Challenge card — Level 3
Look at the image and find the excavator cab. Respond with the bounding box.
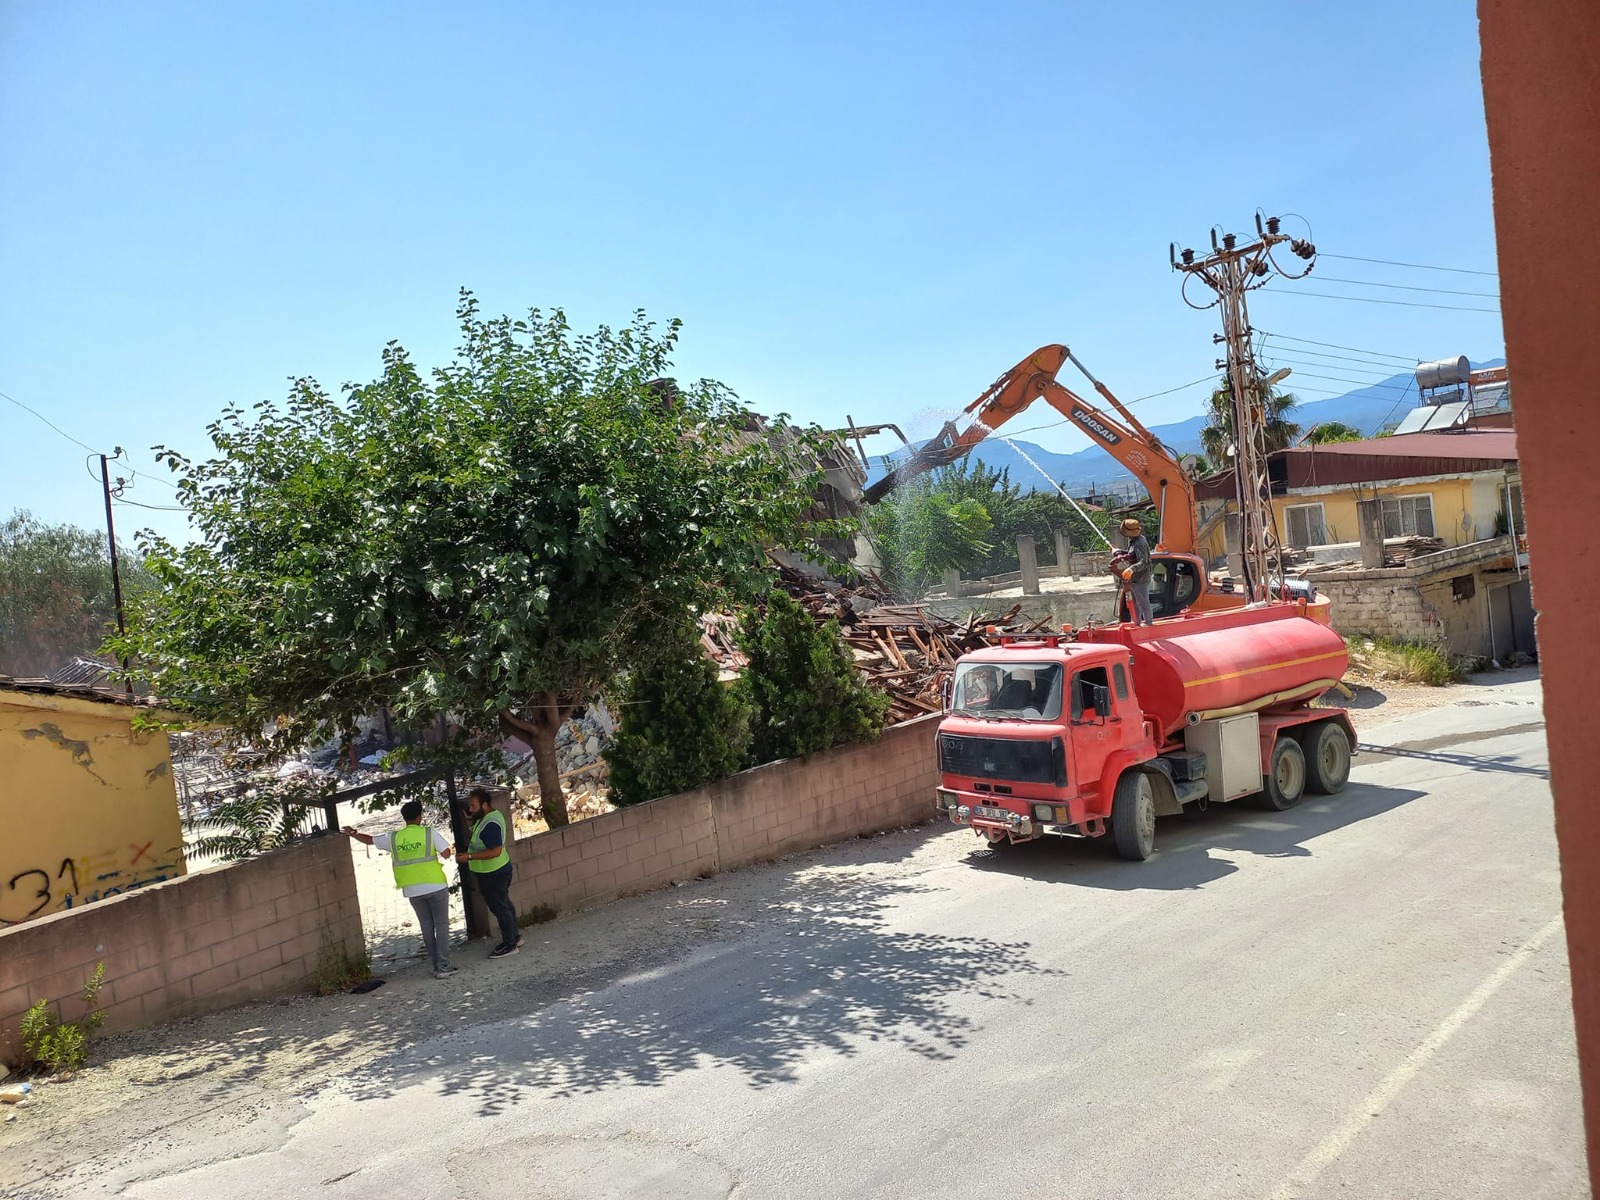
[1116,554,1207,622]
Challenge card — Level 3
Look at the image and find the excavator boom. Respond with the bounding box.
[862,345,1069,504]
[862,345,1199,554]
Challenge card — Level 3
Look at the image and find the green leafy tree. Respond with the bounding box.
[112,295,829,828]
[866,460,1113,591]
[738,589,888,765]
[1304,421,1364,444]
[605,614,752,805]
[0,511,149,677]
[865,478,992,599]
[1200,376,1303,466]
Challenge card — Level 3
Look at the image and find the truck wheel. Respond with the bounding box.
[1112,771,1156,861]
[1259,737,1307,811]
[1302,722,1352,795]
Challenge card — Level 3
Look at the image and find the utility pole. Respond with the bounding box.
[1171,215,1316,597]
[98,449,133,693]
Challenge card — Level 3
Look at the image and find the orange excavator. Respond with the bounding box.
[862,345,1329,623]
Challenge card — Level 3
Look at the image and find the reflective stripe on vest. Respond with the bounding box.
[468,810,511,873]
[391,824,447,889]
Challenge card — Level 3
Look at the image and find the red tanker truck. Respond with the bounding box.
[935,604,1355,860]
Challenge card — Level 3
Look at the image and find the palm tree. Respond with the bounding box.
[1199,375,1303,466]
[1303,421,1364,444]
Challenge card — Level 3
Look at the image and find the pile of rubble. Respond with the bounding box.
[696,560,1051,725]
[839,603,1046,722]
[509,703,616,830]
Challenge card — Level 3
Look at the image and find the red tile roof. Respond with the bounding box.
[1195,428,1520,497]
[1288,429,1518,461]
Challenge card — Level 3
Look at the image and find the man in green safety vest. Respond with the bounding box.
[457,787,523,959]
[343,799,459,978]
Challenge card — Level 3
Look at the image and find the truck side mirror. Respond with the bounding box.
[1092,685,1112,718]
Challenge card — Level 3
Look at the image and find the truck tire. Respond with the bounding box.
[1302,721,1352,795]
[1259,736,1307,811]
[1112,771,1156,861]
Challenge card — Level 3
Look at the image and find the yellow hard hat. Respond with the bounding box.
[1120,517,1143,536]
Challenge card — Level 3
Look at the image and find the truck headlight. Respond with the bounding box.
[1033,803,1054,822]
[936,788,959,809]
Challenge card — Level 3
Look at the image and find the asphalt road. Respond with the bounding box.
[7,673,1586,1199]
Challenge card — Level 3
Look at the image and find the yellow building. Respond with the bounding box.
[0,679,187,926]
[1196,428,1522,561]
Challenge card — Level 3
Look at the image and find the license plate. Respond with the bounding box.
[972,805,1013,822]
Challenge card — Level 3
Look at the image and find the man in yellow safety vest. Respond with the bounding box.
[457,787,523,959]
[343,799,458,978]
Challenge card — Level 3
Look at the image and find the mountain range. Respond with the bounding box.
[863,359,1506,500]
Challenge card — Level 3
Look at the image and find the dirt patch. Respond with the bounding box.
[1338,664,1536,723]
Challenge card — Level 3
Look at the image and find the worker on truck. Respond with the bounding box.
[1112,517,1154,626]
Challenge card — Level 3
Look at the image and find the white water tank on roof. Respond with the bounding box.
[1415,356,1471,389]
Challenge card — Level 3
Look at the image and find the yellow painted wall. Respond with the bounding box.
[1196,472,1508,561]
[0,694,187,926]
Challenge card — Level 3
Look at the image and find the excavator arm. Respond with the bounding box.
[861,345,1070,504]
[862,344,1199,553]
[1033,377,1198,552]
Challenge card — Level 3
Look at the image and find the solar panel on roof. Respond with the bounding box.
[1472,382,1510,413]
[1393,407,1432,435]
[1420,401,1470,431]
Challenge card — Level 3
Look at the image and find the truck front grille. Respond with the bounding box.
[940,735,1065,787]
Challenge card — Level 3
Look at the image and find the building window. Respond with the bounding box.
[1284,502,1328,548]
[1381,494,1435,538]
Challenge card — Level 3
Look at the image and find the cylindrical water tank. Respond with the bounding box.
[1415,356,1471,389]
[1081,606,1349,739]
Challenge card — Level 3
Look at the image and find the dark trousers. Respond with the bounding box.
[474,863,518,949]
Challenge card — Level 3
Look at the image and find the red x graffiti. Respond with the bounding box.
[128,841,155,866]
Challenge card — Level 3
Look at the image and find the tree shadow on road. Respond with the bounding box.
[1355,738,1549,780]
[344,865,1063,1116]
[962,781,1428,892]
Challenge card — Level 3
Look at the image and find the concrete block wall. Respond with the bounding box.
[508,714,940,921]
[1315,575,1444,645]
[0,835,363,1064]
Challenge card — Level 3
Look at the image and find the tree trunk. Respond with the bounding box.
[501,696,572,828]
[528,717,568,829]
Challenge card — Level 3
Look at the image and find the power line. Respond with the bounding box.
[1267,355,1409,380]
[1318,251,1498,278]
[1311,274,1500,300]
[2,389,102,455]
[1262,367,1413,392]
[1375,377,1418,431]
[1260,343,1417,372]
[1259,334,1406,375]
[5,383,183,493]
[113,496,186,512]
[1127,374,1218,405]
[1256,332,1419,364]
[1263,287,1500,315]
[979,374,1218,440]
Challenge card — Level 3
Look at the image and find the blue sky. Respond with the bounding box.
[0,1,1503,544]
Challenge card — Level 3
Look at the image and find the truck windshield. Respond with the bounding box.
[951,662,1063,721]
